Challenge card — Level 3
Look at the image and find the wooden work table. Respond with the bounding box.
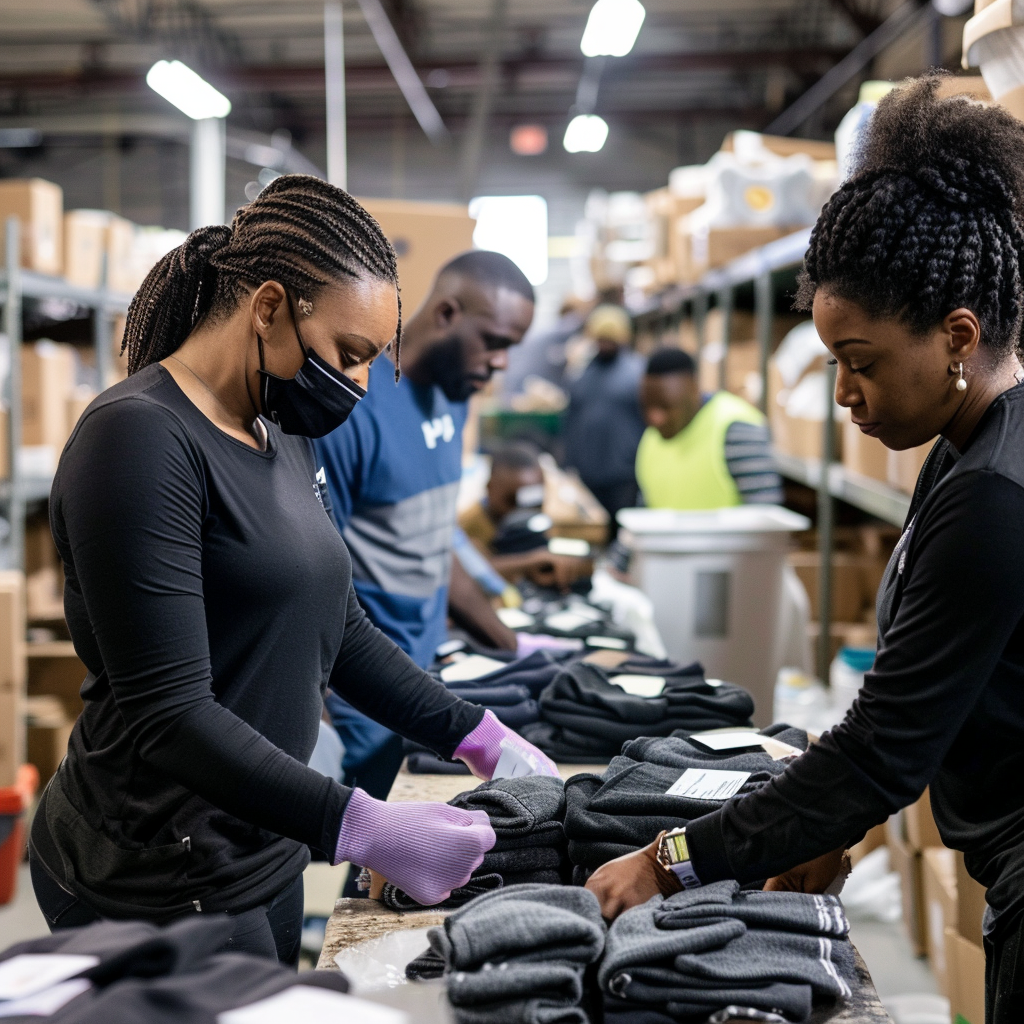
[317,763,892,1023]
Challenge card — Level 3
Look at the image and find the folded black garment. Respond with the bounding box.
[446,682,533,706]
[490,699,541,730]
[449,775,566,841]
[480,844,565,874]
[499,869,566,886]
[620,724,808,766]
[406,945,447,981]
[380,873,504,912]
[404,746,472,775]
[434,650,567,699]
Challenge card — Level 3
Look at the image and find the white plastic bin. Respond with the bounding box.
[618,506,811,726]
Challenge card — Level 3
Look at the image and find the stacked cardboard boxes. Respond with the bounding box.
[0,179,63,275]
[0,572,26,789]
[842,411,934,494]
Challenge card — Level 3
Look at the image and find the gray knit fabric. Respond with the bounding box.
[452,1001,588,1024]
[449,776,566,840]
[448,961,584,1006]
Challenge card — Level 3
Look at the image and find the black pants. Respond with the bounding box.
[29,852,304,967]
[986,911,1024,1023]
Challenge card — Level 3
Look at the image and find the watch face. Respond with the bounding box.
[664,830,691,865]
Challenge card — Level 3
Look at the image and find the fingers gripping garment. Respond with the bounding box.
[448,776,567,840]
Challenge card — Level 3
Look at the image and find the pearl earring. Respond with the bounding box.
[956,362,967,392]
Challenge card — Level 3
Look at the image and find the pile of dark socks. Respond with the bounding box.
[0,917,351,1023]
[564,726,808,880]
[379,776,572,911]
[599,880,854,1023]
[412,884,607,1024]
[520,660,755,763]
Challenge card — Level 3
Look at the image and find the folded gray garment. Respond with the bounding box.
[480,844,565,874]
[429,884,606,972]
[451,1000,588,1024]
[449,776,566,839]
[447,960,584,1007]
[654,880,849,937]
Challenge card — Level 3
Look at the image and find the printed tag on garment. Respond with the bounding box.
[0,955,99,1001]
[585,636,628,650]
[439,655,507,683]
[218,988,407,1024]
[493,739,545,779]
[609,674,666,698]
[667,768,751,801]
[496,607,535,630]
[0,978,92,1018]
[688,729,764,752]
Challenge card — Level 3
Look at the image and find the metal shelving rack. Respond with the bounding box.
[636,227,912,680]
[0,216,133,571]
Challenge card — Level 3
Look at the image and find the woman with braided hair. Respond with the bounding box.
[587,75,1024,1019]
[28,174,556,963]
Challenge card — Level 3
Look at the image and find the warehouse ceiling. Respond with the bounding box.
[0,0,969,227]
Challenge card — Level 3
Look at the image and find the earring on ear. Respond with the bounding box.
[956,362,967,392]
[298,298,313,317]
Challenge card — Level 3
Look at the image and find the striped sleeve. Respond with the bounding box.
[724,420,784,504]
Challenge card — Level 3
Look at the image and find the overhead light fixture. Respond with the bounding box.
[146,60,231,120]
[580,0,646,58]
[468,196,549,286]
[563,114,609,153]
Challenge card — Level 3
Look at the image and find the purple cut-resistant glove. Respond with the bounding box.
[334,788,495,906]
[454,709,560,780]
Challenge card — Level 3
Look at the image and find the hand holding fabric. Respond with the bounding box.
[585,834,682,920]
[335,788,495,906]
[764,847,849,894]
[454,708,560,780]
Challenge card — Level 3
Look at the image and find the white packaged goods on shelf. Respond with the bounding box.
[618,506,810,727]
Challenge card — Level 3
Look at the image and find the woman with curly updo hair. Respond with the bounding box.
[587,75,1024,1021]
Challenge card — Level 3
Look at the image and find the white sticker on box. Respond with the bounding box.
[666,768,751,801]
[688,729,763,751]
[0,955,98,1001]
[495,607,535,630]
[609,674,666,698]
[0,978,92,1018]
[439,655,506,683]
[218,988,407,1024]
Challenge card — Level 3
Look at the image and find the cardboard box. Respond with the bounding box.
[357,198,476,315]
[849,822,887,867]
[644,188,704,288]
[677,224,792,282]
[0,178,63,275]
[0,408,8,479]
[25,694,72,789]
[698,338,761,402]
[24,515,57,578]
[887,820,927,956]
[923,846,958,994]
[720,131,837,161]
[955,851,987,948]
[842,414,889,483]
[67,387,98,438]
[22,341,77,449]
[807,620,877,666]
[106,215,140,295]
[27,649,86,723]
[0,572,27,788]
[904,789,943,852]
[64,210,111,289]
[946,927,985,1024]
[789,550,868,623]
[887,443,932,495]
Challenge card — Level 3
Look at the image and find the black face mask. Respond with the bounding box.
[257,296,366,438]
[420,334,490,402]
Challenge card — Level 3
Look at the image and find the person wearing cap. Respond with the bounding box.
[563,305,647,531]
[635,348,783,510]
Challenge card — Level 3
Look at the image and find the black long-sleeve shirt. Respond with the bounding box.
[33,364,482,919]
[688,383,1024,929]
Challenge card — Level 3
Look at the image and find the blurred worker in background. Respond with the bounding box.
[637,348,783,509]
[563,305,647,532]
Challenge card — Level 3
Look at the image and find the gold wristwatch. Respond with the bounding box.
[657,827,703,889]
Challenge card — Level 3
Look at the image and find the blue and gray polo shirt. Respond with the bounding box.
[314,358,466,669]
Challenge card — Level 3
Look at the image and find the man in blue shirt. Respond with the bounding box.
[315,251,535,808]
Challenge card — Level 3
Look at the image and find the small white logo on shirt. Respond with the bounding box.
[421,414,455,450]
[314,467,327,509]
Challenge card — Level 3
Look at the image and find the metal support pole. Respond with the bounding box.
[716,287,733,392]
[324,1,348,190]
[93,249,113,392]
[693,290,708,355]
[817,361,837,682]
[755,271,773,414]
[4,218,23,571]
[190,117,227,230]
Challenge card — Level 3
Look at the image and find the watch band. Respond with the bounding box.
[659,828,703,889]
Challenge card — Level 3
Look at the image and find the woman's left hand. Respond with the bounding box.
[454,709,559,780]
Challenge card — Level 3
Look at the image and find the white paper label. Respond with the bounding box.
[493,740,544,779]
[705,678,723,687]
[0,978,92,1017]
[218,988,407,1024]
[585,636,628,650]
[439,655,506,683]
[609,674,666,698]
[543,611,595,632]
[688,729,763,751]
[0,955,98,1001]
[548,537,590,558]
[495,607,535,630]
[666,768,751,801]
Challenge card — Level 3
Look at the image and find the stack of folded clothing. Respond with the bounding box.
[521,660,755,762]
[419,885,606,1024]
[599,880,854,1023]
[0,917,352,1022]
[564,726,807,878]
[379,776,572,910]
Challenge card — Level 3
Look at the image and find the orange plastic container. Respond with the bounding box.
[0,764,40,905]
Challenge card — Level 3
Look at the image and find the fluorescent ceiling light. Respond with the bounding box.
[580,0,646,58]
[146,60,231,120]
[563,114,609,153]
[468,195,549,286]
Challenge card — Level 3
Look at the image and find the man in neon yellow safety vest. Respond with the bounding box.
[635,348,783,509]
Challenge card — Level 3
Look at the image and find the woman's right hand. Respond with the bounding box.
[334,788,495,906]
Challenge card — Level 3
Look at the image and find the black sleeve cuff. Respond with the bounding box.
[685,810,735,884]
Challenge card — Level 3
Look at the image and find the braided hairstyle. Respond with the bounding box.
[795,74,1024,359]
[122,174,403,379]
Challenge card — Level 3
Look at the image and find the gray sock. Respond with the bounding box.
[447,961,583,1007]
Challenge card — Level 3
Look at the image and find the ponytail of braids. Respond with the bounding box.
[122,175,403,378]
